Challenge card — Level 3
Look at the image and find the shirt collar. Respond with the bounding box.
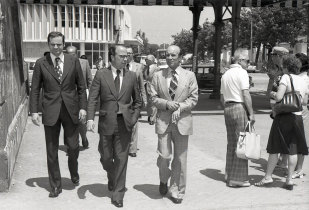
[50,53,64,63]
[111,65,123,75]
[169,66,180,75]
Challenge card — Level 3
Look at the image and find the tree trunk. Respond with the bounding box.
[255,43,261,65]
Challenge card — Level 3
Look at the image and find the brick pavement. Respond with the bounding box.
[0,110,308,210]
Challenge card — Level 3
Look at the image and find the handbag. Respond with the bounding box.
[274,74,302,114]
[236,121,261,160]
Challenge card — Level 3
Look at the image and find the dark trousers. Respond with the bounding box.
[44,102,79,189]
[98,115,131,201]
[79,121,87,141]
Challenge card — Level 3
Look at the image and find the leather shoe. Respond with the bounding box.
[82,138,89,149]
[111,200,123,208]
[49,187,62,198]
[159,182,168,196]
[71,176,80,185]
[129,153,137,157]
[170,197,182,204]
[108,180,113,191]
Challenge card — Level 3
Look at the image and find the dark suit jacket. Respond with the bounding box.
[87,67,142,135]
[30,54,87,126]
[79,58,92,89]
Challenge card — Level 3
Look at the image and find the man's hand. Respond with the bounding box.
[79,109,87,123]
[143,101,148,108]
[167,101,180,112]
[249,114,255,126]
[32,113,40,126]
[87,120,95,132]
[171,108,181,124]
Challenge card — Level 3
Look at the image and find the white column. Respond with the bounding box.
[80,42,85,55]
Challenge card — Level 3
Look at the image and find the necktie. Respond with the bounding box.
[169,70,178,100]
[126,63,130,71]
[114,69,121,93]
[54,57,62,83]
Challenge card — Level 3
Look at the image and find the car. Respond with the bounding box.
[181,63,216,91]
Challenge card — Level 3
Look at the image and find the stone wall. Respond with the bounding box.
[0,0,28,191]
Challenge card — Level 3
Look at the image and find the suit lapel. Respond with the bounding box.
[118,68,129,99]
[103,67,118,99]
[62,54,72,82]
[160,69,172,100]
[174,68,186,101]
[43,54,61,83]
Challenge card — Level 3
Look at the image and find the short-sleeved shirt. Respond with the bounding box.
[220,64,250,102]
[280,73,309,115]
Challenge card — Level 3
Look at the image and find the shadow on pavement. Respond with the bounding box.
[199,169,225,183]
[133,184,162,200]
[25,177,77,192]
[248,175,285,188]
[77,183,111,199]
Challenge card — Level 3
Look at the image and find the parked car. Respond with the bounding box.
[181,63,216,91]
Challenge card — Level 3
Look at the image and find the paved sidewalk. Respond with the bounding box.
[1,108,309,210]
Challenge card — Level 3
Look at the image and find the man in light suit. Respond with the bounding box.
[150,45,198,204]
[87,45,141,208]
[126,47,147,157]
[30,32,87,198]
[66,45,92,148]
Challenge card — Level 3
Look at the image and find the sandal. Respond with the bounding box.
[292,170,305,179]
[254,177,273,187]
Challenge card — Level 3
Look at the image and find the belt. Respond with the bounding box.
[225,101,241,104]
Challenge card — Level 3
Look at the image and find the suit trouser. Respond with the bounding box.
[44,102,79,189]
[98,115,131,201]
[129,122,138,153]
[78,121,87,141]
[157,123,189,199]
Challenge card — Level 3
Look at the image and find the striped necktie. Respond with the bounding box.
[54,57,62,83]
[169,70,178,100]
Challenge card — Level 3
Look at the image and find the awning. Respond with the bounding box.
[18,0,309,8]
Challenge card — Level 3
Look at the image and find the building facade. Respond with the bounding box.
[20,3,139,67]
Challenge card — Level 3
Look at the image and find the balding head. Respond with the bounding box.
[66,46,77,57]
[146,54,156,66]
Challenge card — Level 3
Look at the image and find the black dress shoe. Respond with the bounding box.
[49,187,62,198]
[71,176,80,185]
[129,153,137,157]
[170,197,183,204]
[159,182,168,196]
[108,180,113,191]
[111,200,123,208]
[82,138,89,149]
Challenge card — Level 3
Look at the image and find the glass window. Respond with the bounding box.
[99,8,103,29]
[53,6,57,27]
[75,7,79,28]
[68,6,73,27]
[61,6,65,27]
[87,7,92,28]
[93,8,98,28]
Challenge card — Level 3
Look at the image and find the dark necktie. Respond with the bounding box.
[54,57,62,83]
[126,63,130,71]
[114,69,121,93]
[169,70,178,100]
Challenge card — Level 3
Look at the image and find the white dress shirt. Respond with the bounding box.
[50,53,64,73]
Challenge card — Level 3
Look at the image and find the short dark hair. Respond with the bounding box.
[80,55,87,60]
[282,54,302,74]
[43,51,50,56]
[295,53,309,73]
[47,31,65,44]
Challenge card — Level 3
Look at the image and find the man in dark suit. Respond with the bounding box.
[30,31,87,198]
[87,45,141,208]
[66,45,92,148]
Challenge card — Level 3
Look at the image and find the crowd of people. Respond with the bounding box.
[29,31,308,208]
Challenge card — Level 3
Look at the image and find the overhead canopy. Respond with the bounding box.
[18,0,309,8]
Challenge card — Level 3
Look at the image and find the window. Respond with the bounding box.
[68,6,73,27]
[93,8,98,28]
[87,7,92,28]
[99,8,103,29]
[75,7,79,27]
[53,6,57,27]
[61,6,65,27]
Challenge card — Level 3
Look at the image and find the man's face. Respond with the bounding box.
[271,53,283,66]
[126,48,133,63]
[111,46,128,69]
[48,36,64,57]
[238,57,249,69]
[166,46,181,70]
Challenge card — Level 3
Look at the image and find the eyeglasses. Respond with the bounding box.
[239,59,249,64]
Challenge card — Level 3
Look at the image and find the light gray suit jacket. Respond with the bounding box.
[150,66,198,135]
